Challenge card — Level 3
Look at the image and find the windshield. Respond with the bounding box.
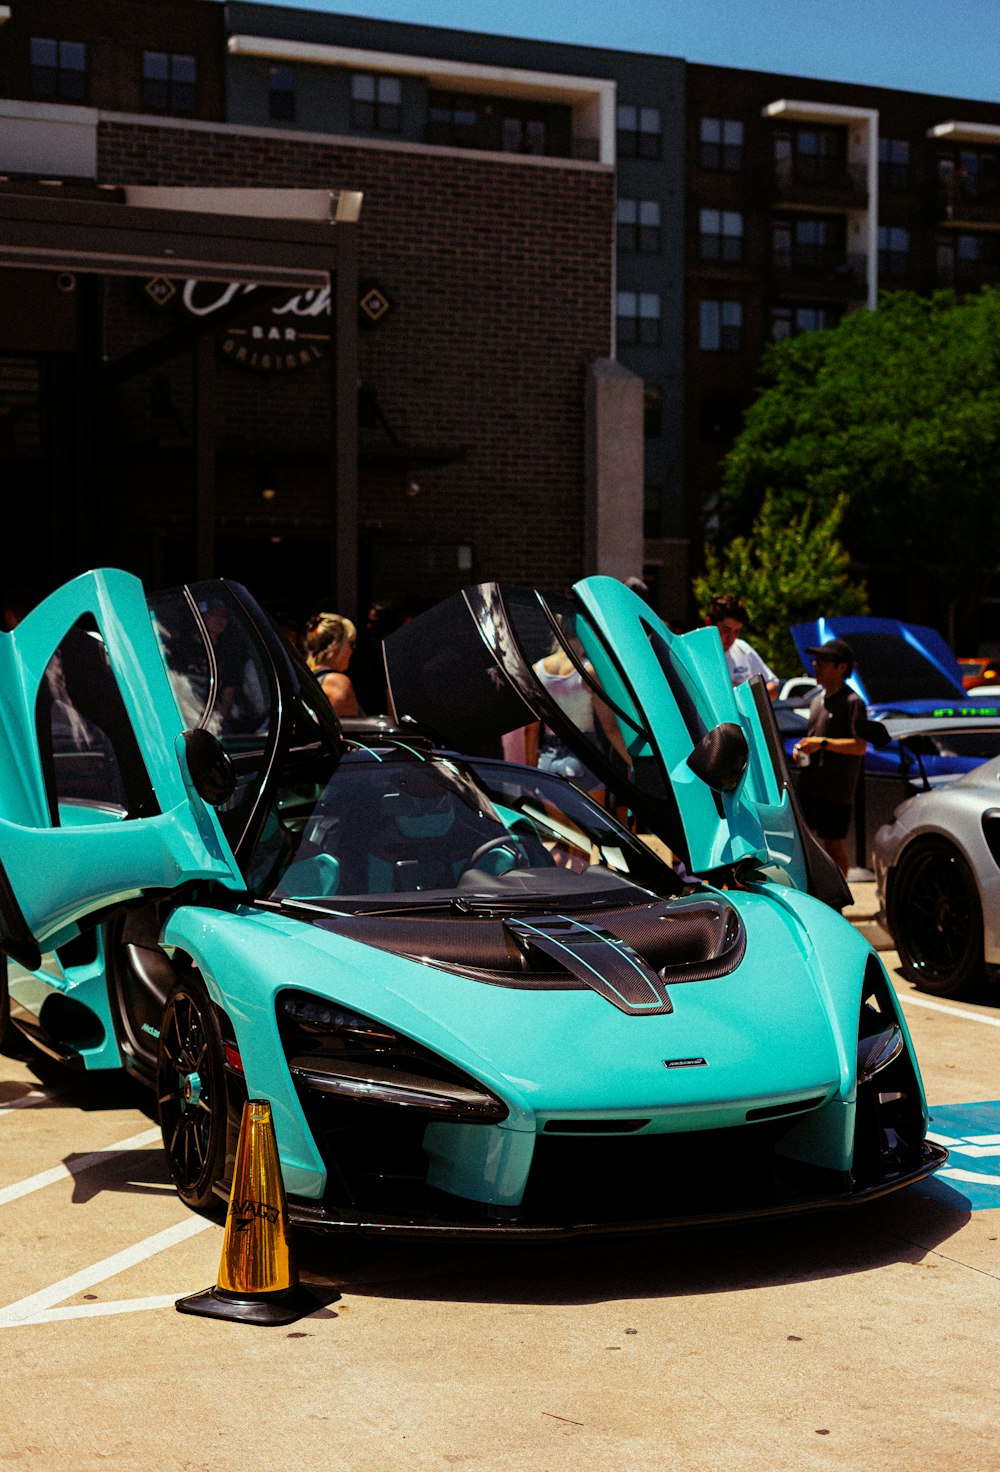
[250,746,682,908]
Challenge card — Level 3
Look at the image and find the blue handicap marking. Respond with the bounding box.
[918,1099,1000,1210]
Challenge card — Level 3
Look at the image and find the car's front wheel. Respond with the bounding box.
[157,972,228,1212]
[892,839,984,999]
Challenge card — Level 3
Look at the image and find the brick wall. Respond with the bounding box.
[97,121,614,605]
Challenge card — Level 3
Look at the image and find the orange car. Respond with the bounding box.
[958,657,1000,690]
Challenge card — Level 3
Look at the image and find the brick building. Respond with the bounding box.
[0,0,626,624]
[5,1,1000,630]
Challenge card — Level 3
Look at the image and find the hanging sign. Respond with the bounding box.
[182,281,332,373]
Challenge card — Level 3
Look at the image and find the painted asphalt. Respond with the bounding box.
[0,896,996,1471]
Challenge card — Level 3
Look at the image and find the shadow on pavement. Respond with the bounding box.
[296,1186,970,1307]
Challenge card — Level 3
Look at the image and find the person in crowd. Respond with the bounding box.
[792,637,868,878]
[349,599,407,716]
[704,593,779,698]
[524,631,605,795]
[304,612,361,717]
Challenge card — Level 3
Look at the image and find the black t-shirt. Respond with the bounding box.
[796,684,867,806]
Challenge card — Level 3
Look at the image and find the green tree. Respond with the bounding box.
[693,491,868,678]
[721,288,1000,628]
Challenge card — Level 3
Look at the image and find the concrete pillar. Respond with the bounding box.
[584,357,644,582]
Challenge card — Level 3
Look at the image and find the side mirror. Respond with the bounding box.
[182,728,237,807]
[686,722,749,794]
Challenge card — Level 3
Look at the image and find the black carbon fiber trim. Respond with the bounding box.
[311,894,746,997]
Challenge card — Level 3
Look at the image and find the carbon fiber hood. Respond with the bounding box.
[291,892,746,1016]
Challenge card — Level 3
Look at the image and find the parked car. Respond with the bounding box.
[777,675,821,703]
[0,571,943,1235]
[781,617,1000,867]
[874,756,1000,999]
[957,657,1000,691]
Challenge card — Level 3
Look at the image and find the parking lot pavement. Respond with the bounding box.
[0,937,998,1471]
[842,876,893,950]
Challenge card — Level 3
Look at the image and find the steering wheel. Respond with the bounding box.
[459,833,530,875]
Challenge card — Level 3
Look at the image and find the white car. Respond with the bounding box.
[873,754,1000,998]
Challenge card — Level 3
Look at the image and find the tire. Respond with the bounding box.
[157,972,228,1212]
[892,839,984,999]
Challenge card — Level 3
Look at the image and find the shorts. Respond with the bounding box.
[798,791,852,841]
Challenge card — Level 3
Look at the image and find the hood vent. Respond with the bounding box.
[505,913,674,1016]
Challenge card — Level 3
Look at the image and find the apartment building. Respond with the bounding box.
[3,0,1000,623]
[684,62,1000,544]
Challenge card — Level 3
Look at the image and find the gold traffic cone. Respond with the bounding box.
[176,1098,318,1325]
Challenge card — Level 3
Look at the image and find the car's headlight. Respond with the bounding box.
[276,990,508,1122]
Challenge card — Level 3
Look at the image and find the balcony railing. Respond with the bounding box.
[773,158,868,202]
[937,178,1000,222]
[771,249,868,294]
[935,257,1000,290]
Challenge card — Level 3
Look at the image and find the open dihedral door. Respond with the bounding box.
[0,569,247,966]
[384,577,849,905]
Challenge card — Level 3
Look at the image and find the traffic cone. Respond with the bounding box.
[176,1098,318,1325]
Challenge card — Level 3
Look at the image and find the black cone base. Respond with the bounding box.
[175,1283,320,1326]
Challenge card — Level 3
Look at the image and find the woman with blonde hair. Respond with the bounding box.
[304,612,361,717]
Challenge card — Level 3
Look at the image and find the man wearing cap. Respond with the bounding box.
[793,638,868,877]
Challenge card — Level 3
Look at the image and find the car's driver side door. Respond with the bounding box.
[0,569,246,968]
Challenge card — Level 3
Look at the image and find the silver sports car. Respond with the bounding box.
[874,754,1000,998]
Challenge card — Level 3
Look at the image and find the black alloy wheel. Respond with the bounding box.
[157,972,228,1212]
[892,839,984,999]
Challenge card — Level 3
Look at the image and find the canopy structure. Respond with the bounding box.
[0,182,360,605]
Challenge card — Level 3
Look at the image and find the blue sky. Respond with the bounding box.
[253,0,1000,102]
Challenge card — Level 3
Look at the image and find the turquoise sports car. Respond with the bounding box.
[0,571,943,1234]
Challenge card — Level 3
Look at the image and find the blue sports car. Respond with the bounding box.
[0,572,943,1235]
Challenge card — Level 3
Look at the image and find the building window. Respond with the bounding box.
[879,138,910,191]
[617,199,662,253]
[699,299,743,352]
[770,304,840,341]
[617,105,662,161]
[428,92,479,142]
[699,209,744,263]
[878,225,910,279]
[617,291,662,346]
[699,389,743,444]
[699,117,743,171]
[268,64,295,122]
[774,124,847,187]
[502,117,546,154]
[773,215,846,274]
[351,73,402,132]
[30,38,87,101]
[143,52,197,113]
[959,149,998,201]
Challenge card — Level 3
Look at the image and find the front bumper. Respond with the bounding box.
[273,1138,947,1239]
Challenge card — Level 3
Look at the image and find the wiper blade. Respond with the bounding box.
[451,889,651,916]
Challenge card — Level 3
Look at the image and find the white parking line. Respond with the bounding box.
[0,1126,161,1208]
[0,1216,215,1327]
[895,993,1000,1028]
